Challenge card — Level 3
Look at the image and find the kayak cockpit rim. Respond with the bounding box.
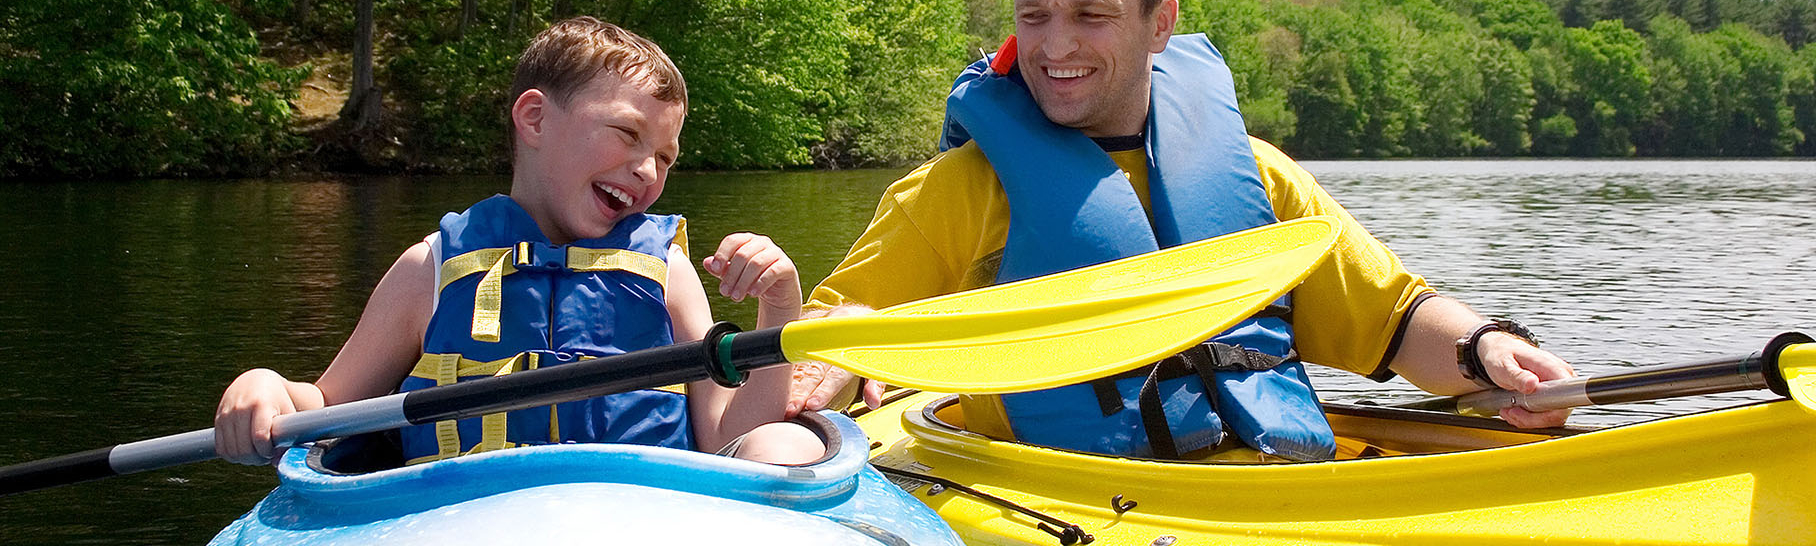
[907,393,1613,463]
[305,411,847,476]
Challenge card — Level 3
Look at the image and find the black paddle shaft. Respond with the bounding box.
[403,327,785,423]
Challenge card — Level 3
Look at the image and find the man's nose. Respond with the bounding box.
[1041,23,1081,60]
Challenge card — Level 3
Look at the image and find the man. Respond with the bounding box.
[789,0,1574,460]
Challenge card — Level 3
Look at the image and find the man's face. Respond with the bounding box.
[1013,0,1174,137]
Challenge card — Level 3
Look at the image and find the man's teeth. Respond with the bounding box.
[1047,67,1091,79]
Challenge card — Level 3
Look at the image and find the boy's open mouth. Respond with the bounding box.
[594,182,633,212]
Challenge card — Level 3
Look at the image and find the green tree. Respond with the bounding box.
[1790,46,1816,155]
[641,0,851,169]
[1178,0,1296,142]
[1775,0,1811,49]
[1640,15,1729,155]
[1445,0,1564,49]
[963,0,1014,54]
[1286,51,1364,157]
[817,0,969,167]
[1535,21,1652,156]
[1472,37,1538,154]
[0,0,304,178]
[1708,24,1801,154]
[1405,30,1490,155]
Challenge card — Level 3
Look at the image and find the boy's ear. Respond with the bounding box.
[512,89,548,149]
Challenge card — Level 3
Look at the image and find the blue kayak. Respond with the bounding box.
[209,411,959,545]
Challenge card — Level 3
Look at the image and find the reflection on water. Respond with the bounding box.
[0,160,1811,543]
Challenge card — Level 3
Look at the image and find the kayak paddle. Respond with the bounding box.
[1401,332,1816,416]
[0,215,1342,496]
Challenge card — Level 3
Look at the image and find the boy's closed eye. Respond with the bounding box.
[612,125,640,145]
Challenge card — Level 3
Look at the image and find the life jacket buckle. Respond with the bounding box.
[512,242,569,272]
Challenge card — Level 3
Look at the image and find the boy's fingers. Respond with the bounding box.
[731,249,778,301]
[717,240,760,299]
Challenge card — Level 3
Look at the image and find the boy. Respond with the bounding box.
[214,18,820,466]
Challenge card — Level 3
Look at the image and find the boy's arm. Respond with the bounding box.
[215,241,435,464]
[313,241,436,403]
[672,235,801,452]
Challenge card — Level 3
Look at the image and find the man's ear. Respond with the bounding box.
[1151,0,1178,53]
[512,89,548,149]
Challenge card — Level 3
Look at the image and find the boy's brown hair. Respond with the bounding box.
[509,17,687,113]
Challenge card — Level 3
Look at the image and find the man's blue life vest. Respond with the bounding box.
[940,34,1335,461]
[397,195,692,465]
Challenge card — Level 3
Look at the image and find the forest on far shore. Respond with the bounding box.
[3,0,1814,179]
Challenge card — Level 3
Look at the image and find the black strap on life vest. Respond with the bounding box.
[1089,301,1292,411]
[1090,339,1298,457]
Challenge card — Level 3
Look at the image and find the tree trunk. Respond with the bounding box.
[341,0,381,130]
[508,0,525,34]
[294,0,311,25]
[553,0,570,21]
[457,0,477,39]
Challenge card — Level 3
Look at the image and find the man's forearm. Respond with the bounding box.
[1386,295,1489,395]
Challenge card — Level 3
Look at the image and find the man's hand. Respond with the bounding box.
[785,304,884,417]
[786,360,885,417]
[1476,332,1576,428]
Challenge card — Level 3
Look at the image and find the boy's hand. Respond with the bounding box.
[214,368,298,465]
[702,233,801,313]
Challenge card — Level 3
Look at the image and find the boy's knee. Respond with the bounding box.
[731,421,825,465]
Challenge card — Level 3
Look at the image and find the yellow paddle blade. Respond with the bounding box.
[779,216,1342,393]
[1780,344,1816,415]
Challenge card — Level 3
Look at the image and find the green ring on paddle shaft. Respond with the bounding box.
[715,332,745,387]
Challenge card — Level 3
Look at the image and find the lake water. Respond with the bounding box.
[0,160,1811,543]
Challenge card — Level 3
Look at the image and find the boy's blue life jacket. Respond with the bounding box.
[398,195,692,465]
[940,34,1335,461]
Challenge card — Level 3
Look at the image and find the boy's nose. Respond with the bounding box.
[632,153,660,184]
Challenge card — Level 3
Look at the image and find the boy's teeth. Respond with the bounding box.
[598,184,633,208]
[1047,67,1090,79]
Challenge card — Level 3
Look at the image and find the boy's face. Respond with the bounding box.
[519,72,684,244]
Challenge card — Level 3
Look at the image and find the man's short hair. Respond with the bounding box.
[1141,0,1162,15]
[509,17,687,111]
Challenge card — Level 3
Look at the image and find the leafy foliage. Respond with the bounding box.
[1,0,304,178]
[641,0,849,169]
[816,0,970,168]
[7,0,1816,179]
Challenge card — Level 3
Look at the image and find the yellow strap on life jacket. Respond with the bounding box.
[566,247,669,287]
[470,250,518,343]
[403,351,688,465]
[437,245,670,344]
[405,352,535,465]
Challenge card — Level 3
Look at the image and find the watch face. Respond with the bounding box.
[1493,319,1537,346]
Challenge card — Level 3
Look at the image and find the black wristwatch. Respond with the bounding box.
[1456,319,1538,390]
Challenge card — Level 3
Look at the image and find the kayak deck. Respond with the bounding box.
[211,410,961,546]
[859,392,1816,545]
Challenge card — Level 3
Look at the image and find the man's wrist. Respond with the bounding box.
[1455,319,1538,389]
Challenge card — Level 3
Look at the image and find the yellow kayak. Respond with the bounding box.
[855,391,1816,545]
